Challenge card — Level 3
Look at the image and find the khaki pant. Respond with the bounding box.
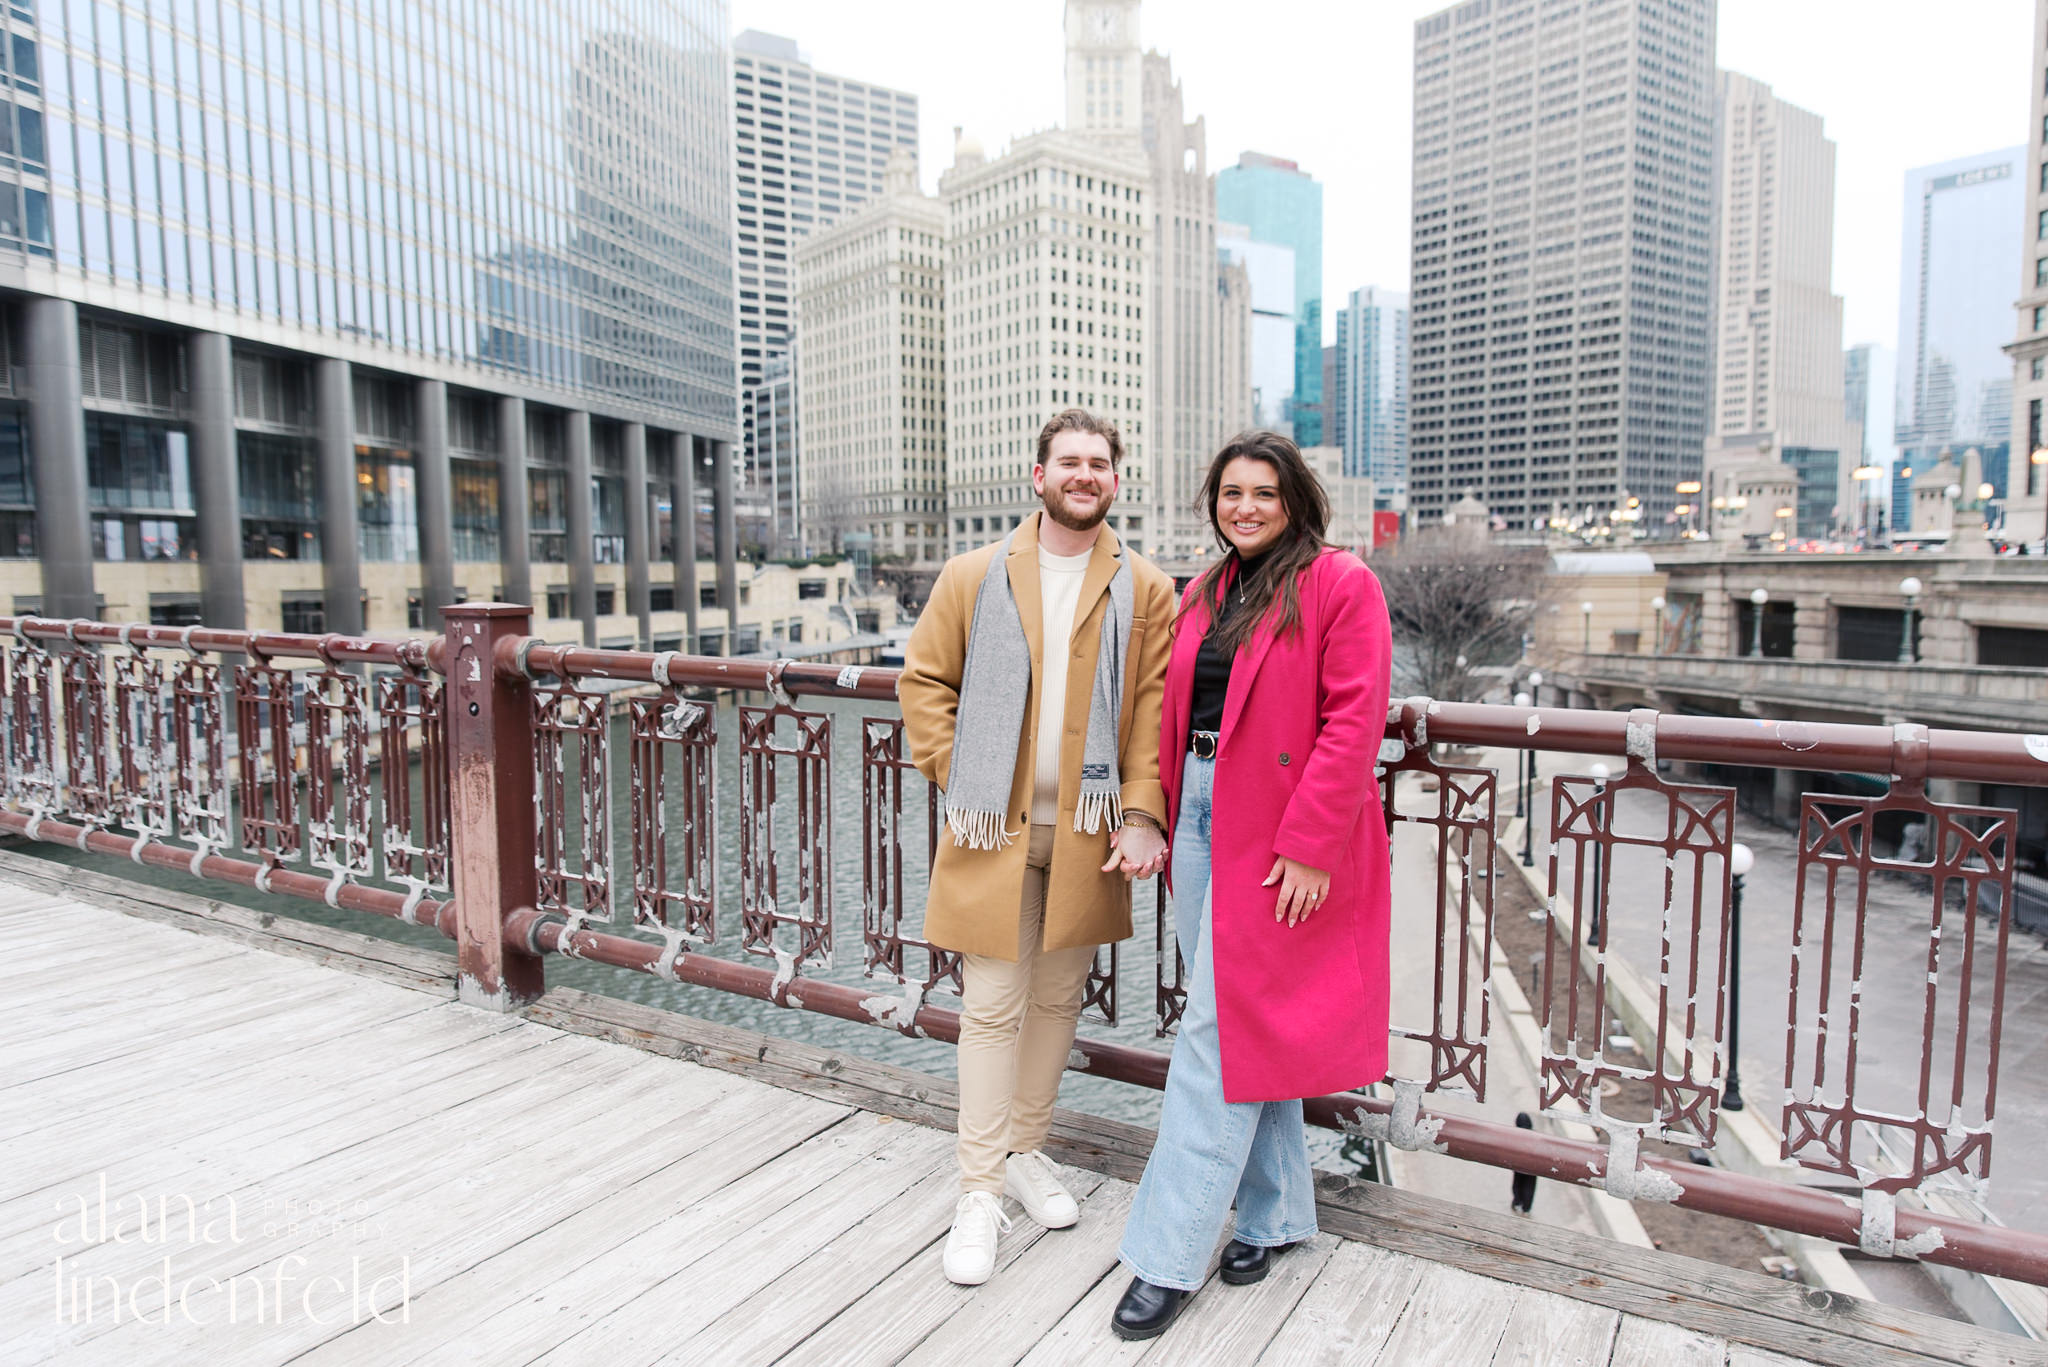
[955,823,1098,1193]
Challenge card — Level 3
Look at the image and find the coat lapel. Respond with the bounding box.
[1070,524,1124,647]
[1219,557,1283,744]
[1005,513,1045,673]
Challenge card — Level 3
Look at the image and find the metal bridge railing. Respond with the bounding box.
[4,607,2046,1287]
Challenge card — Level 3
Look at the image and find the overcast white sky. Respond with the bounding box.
[730,0,2032,356]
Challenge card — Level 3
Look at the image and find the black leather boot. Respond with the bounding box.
[1218,1238,1299,1285]
[1111,1276,1191,1340]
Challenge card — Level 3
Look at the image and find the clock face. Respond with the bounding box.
[1088,7,1121,42]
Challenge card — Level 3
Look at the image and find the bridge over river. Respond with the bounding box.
[1,608,2045,1364]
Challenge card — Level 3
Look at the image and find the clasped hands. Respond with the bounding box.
[1100,820,1168,880]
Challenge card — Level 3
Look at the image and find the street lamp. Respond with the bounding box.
[1580,600,1594,652]
[1587,762,1611,946]
[1650,595,1665,655]
[1898,575,1922,663]
[1851,465,1880,545]
[1747,587,1767,657]
[1513,691,1533,818]
[1724,841,1754,1112]
[1521,672,1543,868]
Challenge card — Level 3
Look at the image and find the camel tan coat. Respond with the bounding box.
[898,514,1175,959]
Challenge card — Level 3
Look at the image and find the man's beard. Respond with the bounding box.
[1042,482,1110,532]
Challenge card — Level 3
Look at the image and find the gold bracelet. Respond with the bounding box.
[1121,812,1161,832]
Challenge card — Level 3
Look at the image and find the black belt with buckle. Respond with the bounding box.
[1189,730,1220,759]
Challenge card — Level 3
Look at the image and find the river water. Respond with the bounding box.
[22,692,1367,1167]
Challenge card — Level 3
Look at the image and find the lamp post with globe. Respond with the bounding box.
[1747,587,1767,657]
[1898,576,1922,663]
[1723,842,1754,1111]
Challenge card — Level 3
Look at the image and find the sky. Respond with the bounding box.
[729,0,2033,356]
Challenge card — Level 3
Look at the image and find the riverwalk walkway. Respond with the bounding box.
[2,860,2029,1366]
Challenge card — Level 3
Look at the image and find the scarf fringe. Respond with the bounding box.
[1073,789,1122,836]
[946,807,1017,851]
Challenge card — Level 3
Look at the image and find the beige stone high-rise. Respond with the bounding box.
[937,0,1249,561]
[939,128,1153,555]
[1704,71,1854,540]
[793,154,947,564]
[2006,0,2048,547]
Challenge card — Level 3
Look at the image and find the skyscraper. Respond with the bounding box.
[732,32,919,554]
[1333,287,1410,506]
[1894,147,2025,528]
[1407,0,1716,534]
[2005,0,2048,545]
[4,0,743,653]
[940,127,1153,557]
[1217,225,1297,435]
[1704,72,1852,539]
[1216,153,1324,444]
[1843,342,1896,536]
[793,154,947,564]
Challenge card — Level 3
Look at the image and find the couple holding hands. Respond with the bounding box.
[899,409,1393,1340]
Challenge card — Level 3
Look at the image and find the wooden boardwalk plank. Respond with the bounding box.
[1138,1233,1342,1366]
[291,1092,858,1367]
[1366,1262,1519,1366]
[1489,1291,1623,1366]
[1253,1240,1430,1366]
[0,1015,568,1246]
[777,1171,1115,1367]
[8,871,2026,1367]
[73,1056,766,1367]
[537,1122,957,1366]
[896,1180,1139,1367]
[1608,1317,1730,1367]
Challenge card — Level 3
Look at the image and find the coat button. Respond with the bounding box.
[1278,752,1291,766]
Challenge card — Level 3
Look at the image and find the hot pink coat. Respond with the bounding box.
[1161,547,1393,1104]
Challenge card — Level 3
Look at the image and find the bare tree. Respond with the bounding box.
[1372,527,1549,703]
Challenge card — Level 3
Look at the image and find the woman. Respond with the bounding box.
[1112,431,1393,1340]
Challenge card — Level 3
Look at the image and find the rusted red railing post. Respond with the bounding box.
[442,604,545,1009]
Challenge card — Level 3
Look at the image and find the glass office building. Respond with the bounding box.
[1216,152,1322,445]
[1332,285,1409,504]
[1893,148,2025,530]
[4,0,744,650]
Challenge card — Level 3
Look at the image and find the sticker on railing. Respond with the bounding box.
[835,665,864,690]
[2026,734,2048,763]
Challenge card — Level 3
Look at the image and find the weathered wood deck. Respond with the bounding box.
[1,859,2034,1367]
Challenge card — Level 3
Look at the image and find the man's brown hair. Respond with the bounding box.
[1033,408,1123,469]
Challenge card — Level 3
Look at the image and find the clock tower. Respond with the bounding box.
[1064,0,1143,141]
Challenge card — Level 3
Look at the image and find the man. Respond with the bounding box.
[900,408,1175,1286]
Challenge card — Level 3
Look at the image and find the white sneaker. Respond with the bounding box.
[1003,1150,1080,1229]
[943,1191,1012,1286]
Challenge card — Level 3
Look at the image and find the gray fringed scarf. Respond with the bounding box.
[944,526,1133,850]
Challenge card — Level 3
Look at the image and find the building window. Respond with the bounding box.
[280,596,325,635]
[595,586,616,615]
[240,433,320,560]
[700,584,717,609]
[649,585,676,612]
[451,459,500,562]
[86,414,190,511]
[592,474,626,563]
[545,586,570,618]
[1979,626,2048,668]
[798,578,826,600]
[148,596,203,627]
[407,595,424,629]
[2038,258,2048,288]
[356,448,418,562]
[529,468,567,562]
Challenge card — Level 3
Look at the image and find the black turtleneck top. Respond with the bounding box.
[1188,551,1269,734]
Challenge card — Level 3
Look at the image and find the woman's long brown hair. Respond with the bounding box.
[1173,430,1330,657]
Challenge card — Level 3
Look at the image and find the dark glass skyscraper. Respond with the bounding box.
[1217,152,1322,445]
[4,0,744,649]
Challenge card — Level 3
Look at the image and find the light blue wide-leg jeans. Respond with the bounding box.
[1118,756,1319,1291]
